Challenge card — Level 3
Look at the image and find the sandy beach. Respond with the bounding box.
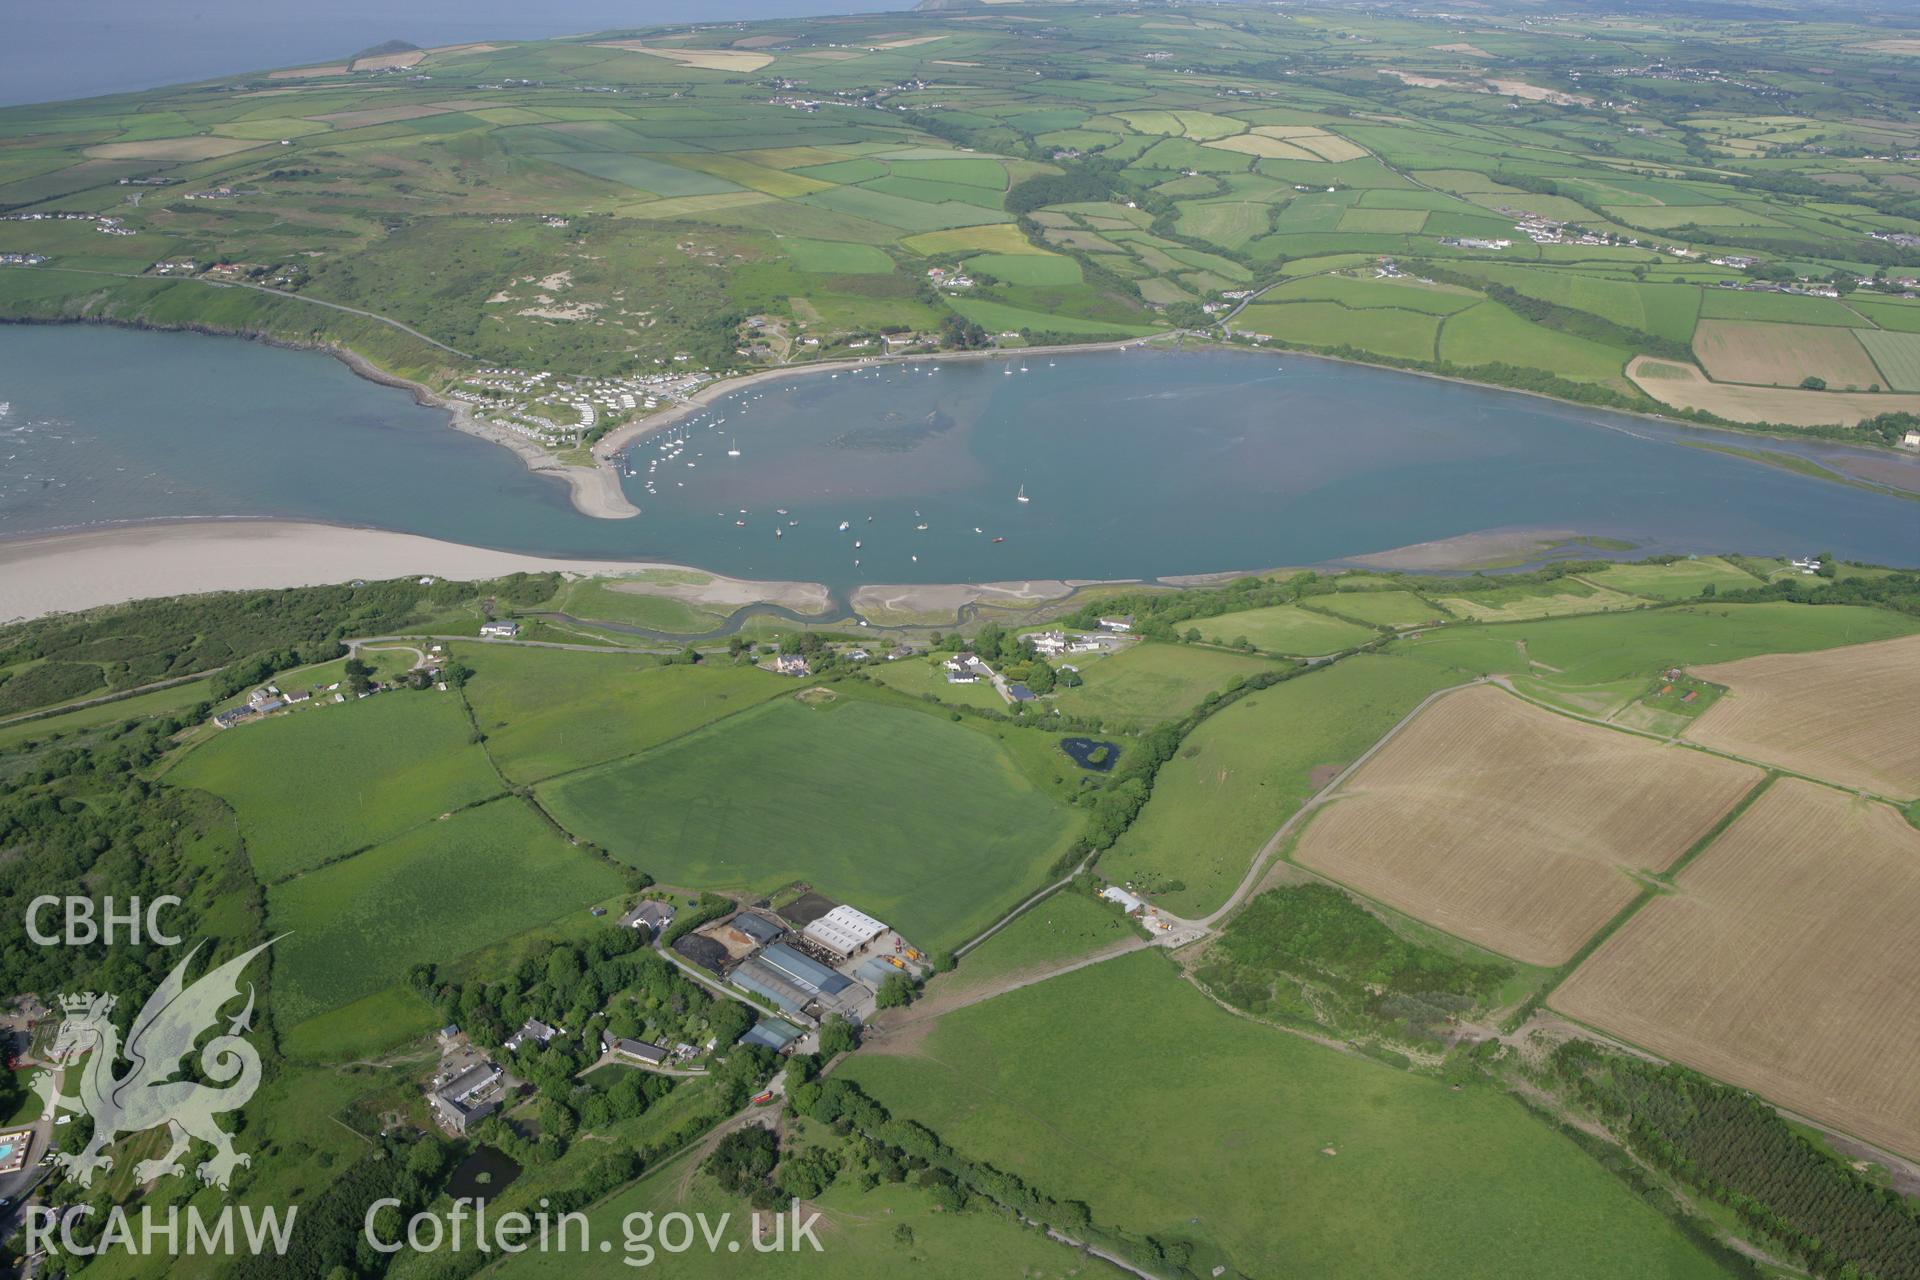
[0,521,825,624]
[1344,528,1588,572]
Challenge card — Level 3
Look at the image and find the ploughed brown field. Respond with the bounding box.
[1293,685,1761,965]
[1684,632,1920,801]
[1554,780,1920,1159]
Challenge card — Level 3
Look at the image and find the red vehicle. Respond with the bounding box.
[751,1091,776,1106]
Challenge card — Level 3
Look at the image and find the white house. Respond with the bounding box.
[480,620,520,638]
[1099,885,1145,914]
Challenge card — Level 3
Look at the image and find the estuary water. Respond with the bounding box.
[1,325,1915,588]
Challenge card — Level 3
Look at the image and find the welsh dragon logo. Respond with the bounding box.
[36,939,273,1191]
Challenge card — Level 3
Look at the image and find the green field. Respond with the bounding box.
[844,953,1736,1280]
[539,696,1078,952]
[459,645,788,783]
[1049,642,1275,727]
[864,654,1010,712]
[1857,328,1920,391]
[1438,301,1629,384]
[1395,600,1920,718]
[269,796,625,1027]
[1311,590,1445,628]
[0,676,214,751]
[1237,301,1440,362]
[1105,653,1458,914]
[171,691,504,880]
[1579,557,1762,600]
[946,888,1137,996]
[554,578,732,632]
[1197,603,1378,654]
[496,1143,1085,1279]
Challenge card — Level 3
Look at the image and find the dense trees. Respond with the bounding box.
[1552,1042,1920,1280]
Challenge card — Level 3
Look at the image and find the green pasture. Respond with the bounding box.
[0,676,215,751]
[844,953,1736,1280]
[553,578,731,632]
[1104,654,1458,915]
[496,1145,1084,1279]
[1438,301,1628,383]
[864,655,1010,712]
[538,696,1078,953]
[459,645,789,783]
[1393,601,1920,718]
[1579,557,1762,600]
[1697,290,1867,326]
[269,797,625,1027]
[1048,642,1276,728]
[1197,604,1377,655]
[171,690,503,881]
[1308,590,1445,628]
[1857,328,1920,390]
[1237,302,1439,361]
[966,251,1081,285]
[945,888,1137,996]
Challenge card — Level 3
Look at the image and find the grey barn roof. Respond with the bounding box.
[731,961,811,1017]
[737,1019,802,1051]
[760,942,851,995]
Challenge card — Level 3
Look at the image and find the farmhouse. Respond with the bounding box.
[772,654,811,677]
[479,620,520,638]
[946,654,991,683]
[431,1060,505,1134]
[620,900,676,936]
[802,904,888,958]
[504,1018,555,1053]
[1031,630,1069,655]
[1904,430,1920,451]
[1100,885,1146,914]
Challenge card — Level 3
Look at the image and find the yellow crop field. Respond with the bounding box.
[593,42,775,73]
[1294,685,1761,964]
[84,136,267,161]
[1692,320,1884,389]
[902,223,1048,256]
[1555,781,1920,1159]
[1628,356,1920,425]
[1684,632,1920,800]
[1205,135,1320,161]
[1295,133,1369,162]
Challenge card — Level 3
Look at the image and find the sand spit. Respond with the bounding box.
[0,521,824,625]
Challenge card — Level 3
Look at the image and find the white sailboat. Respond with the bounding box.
[1016,484,1030,504]
[727,438,741,457]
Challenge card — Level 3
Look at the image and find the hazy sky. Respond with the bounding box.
[1,1,908,107]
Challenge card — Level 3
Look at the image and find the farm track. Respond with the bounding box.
[31,266,475,359]
[0,666,223,728]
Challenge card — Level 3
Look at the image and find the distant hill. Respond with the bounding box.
[350,39,419,61]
